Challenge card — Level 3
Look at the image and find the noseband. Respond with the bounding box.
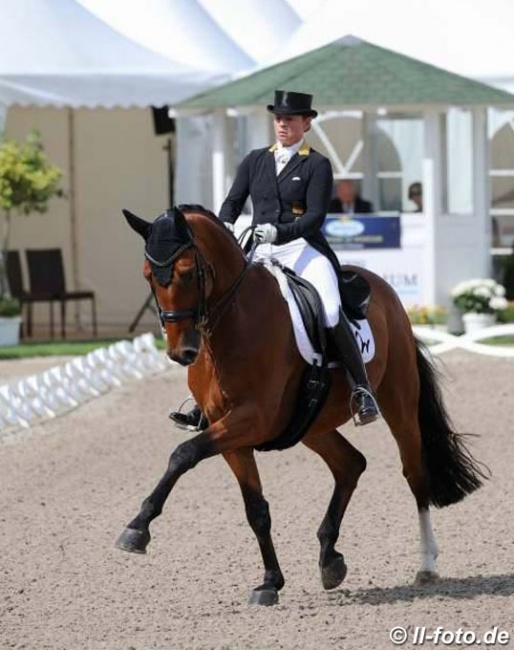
[146,242,250,335]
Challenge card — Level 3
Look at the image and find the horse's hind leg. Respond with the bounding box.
[379,388,440,585]
[223,449,284,606]
[302,429,367,590]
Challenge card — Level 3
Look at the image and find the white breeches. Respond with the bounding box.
[254,238,341,327]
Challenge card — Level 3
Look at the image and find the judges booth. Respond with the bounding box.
[325,213,424,307]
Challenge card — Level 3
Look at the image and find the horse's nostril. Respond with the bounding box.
[182,348,198,364]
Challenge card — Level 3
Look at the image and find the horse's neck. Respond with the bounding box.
[189,215,246,299]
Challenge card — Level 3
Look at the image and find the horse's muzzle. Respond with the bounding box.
[167,329,201,366]
[169,346,199,366]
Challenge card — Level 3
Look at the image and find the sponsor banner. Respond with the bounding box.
[336,247,424,308]
[323,214,401,249]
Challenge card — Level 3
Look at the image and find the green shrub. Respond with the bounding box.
[497,302,514,323]
[0,130,63,302]
[0,296,21,317]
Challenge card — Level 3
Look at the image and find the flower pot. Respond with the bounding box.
[0,316,21,347]
[462,312,496,334]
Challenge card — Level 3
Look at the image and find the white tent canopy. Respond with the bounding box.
[75,0,320,71]
[0,0,228,108]
[274,0,514,91]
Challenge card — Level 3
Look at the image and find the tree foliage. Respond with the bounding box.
[0,131,64,310]
[0,131,63,214]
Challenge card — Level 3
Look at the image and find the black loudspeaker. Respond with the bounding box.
[151,106,176,135]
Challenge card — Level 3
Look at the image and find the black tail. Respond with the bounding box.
[415,338,489,508]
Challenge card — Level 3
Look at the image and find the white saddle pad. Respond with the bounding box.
[263,261,375,366]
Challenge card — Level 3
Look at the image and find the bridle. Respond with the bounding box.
[146,239,252,336]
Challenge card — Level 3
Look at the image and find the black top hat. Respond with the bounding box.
[267,90,318,118]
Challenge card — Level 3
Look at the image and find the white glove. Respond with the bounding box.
[223,221,235,233]
[254,223,277,244]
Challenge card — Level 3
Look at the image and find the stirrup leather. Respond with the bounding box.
[348,386,380,427]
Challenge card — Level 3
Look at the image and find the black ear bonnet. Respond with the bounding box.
[144,208,194,286]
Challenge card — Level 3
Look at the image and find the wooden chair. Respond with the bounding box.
[25,248,97,339]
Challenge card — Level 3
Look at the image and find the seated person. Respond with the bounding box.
[408,182,423,212]
[328,179,373,214]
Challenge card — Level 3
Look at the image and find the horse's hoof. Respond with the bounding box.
[248,588,279,606]
[321,555,347,590]
[115,528,150,554]
[414,570,440,586]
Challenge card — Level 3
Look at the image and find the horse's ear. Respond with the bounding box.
[122,209,152,240]
[172,206,191,241]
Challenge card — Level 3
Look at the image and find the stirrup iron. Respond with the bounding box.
[348,386,381,427]
[169,396,205,432]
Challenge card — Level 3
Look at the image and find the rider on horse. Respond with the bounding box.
[170,89,379,428]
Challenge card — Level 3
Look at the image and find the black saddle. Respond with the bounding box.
[339,269,371,321]
[255,264,371,453]
[282,265,372,358]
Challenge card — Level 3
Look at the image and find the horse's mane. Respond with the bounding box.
[178,203,218,221]
[178,203,243,252]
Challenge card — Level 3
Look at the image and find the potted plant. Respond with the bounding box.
[450,278,508,334]
[0,130,63,345]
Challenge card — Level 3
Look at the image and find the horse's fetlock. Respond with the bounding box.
[317,521,337,546]
[264,569,285,591]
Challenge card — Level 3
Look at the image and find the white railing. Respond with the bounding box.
[0,333,173,435]
[413,324,514,358]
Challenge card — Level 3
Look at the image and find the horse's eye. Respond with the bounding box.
[178,270,195,285]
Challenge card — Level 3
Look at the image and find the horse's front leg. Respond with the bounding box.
[302,429,367,590]
[223,449,284,606]
[116,430,217,554]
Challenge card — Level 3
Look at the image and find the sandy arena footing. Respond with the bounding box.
[1,350,513,650]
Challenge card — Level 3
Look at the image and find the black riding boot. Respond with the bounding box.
[330,309,380,426]
[169,403,205,430]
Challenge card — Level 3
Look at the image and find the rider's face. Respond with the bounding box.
[273,114,310,146]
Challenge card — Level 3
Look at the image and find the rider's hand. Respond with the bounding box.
[222,221,235,233]
[254,224,277,244]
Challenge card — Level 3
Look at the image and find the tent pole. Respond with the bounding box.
[212,109,228,213]
[68,108,81,329]
[472,107,491,277]
[422,110,443,307]
[0,104,6,135]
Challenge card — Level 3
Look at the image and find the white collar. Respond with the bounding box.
[276,139,303,157]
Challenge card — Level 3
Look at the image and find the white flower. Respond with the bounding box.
[451,278,508,313]
[490,296,508,311]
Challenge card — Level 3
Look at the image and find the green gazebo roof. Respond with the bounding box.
[175,36,514,111]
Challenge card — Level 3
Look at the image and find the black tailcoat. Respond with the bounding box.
[219,143,343,273]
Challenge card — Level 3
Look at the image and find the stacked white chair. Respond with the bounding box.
[133,332,169,374]
[0,385,30,429]
[0,333,174,436]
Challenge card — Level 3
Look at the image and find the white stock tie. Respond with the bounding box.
[275,150,290,175]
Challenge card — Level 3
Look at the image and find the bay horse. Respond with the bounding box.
[116,205,486,606]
